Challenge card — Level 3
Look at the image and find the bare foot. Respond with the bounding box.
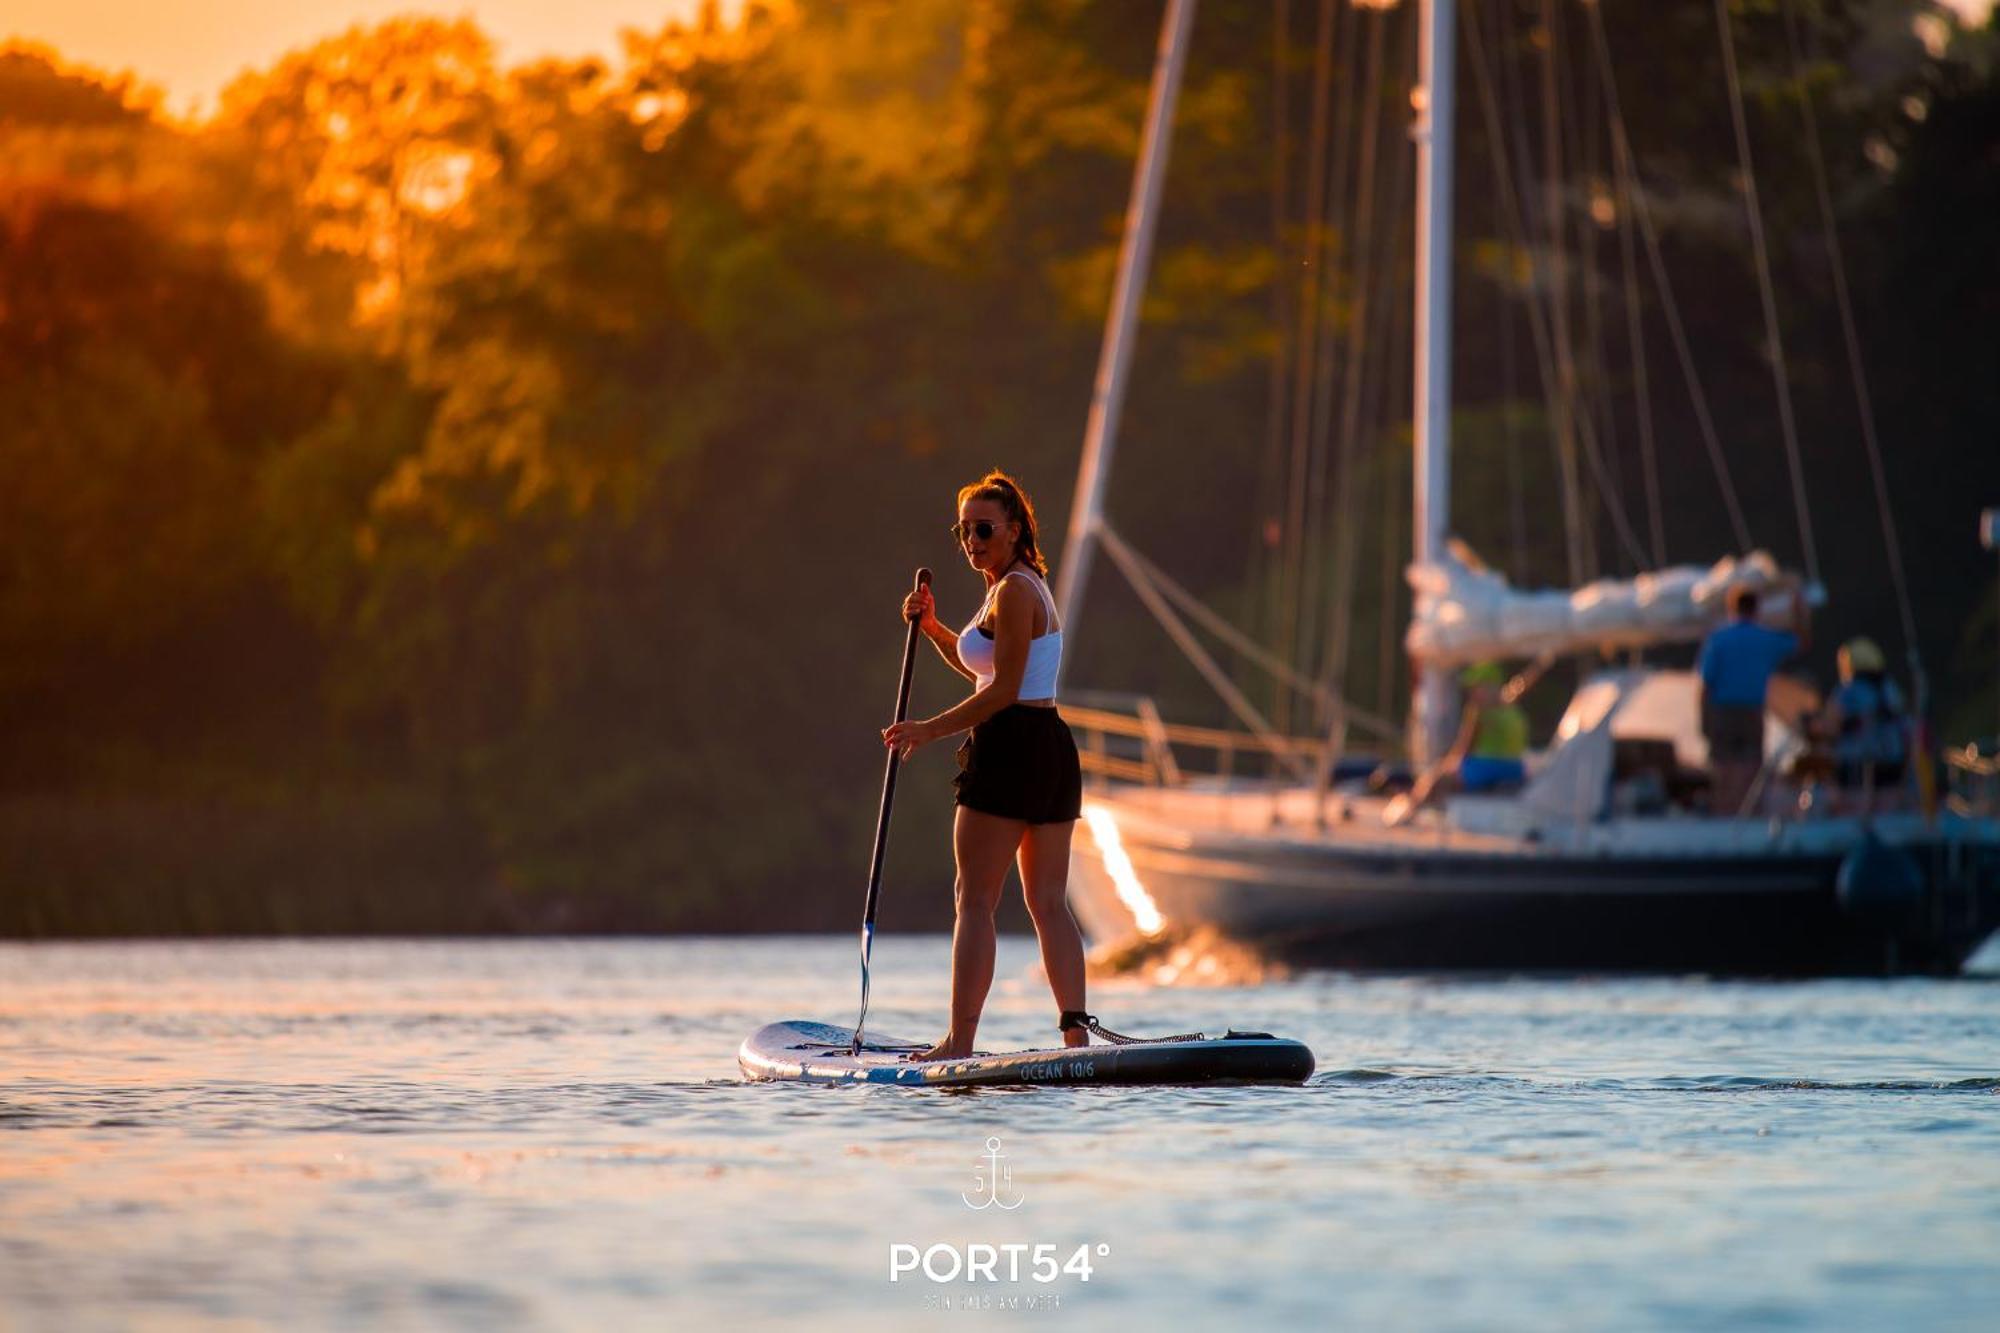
[907,1035,974,1062]
[1062,1031,1088,1049]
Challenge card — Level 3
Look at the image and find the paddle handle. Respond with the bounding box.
[853,567,931,1052]
[864,566,931,922]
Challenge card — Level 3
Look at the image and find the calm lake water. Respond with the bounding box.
[3,935,1998,1330]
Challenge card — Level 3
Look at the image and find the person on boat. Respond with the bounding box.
[881,471,1089,1062]
[1697,581,1809,815]
[1445,661,1529,794]
[1822,636,1909,807]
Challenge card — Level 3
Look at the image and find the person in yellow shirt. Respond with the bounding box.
[1383,661,1530,825]
[1448,661,1529,793]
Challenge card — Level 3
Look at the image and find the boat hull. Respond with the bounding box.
[1070,794,2000,976]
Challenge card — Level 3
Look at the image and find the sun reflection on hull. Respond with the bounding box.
[1079,802,1164,937]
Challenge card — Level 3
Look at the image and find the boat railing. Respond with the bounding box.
[1060,691,1337,788]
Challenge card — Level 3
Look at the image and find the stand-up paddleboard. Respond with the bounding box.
[784,573,1314,1091]
[740,1019,1315,1088]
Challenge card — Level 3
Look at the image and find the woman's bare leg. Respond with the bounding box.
[1018,820,1087,1049]
[915,805,1025,1061]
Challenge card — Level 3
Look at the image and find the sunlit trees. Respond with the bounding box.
[0,188,326,698]
[207,19,505,348]
[1,5,1996,933]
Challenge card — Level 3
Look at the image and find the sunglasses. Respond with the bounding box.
[950,518,1013,544]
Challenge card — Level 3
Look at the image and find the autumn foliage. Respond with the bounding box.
[0,3,1995,934]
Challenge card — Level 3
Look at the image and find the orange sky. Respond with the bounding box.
[8,0,1993,118]
[5,1,743,116]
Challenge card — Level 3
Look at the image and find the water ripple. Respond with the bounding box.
[1,936,1996,1328]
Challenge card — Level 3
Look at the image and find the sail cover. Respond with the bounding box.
[1406,541,1805,667]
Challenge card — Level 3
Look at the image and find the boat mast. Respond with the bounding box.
[1054,0,1198,678]
[1411,0,1457,764]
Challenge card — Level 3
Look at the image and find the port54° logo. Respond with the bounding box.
[963,1135,1022,1209]
[888,1137,1110,1293]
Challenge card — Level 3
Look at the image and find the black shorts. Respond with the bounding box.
[1702,703,1764,766]
[953,705,1083,825]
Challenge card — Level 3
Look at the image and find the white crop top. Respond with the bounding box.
[956,569,1063,701]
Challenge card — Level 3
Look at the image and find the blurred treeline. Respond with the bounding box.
[1,1,1995,937]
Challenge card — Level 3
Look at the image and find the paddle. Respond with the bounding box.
[851,567,932,1055]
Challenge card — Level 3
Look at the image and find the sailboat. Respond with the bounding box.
[1052,0,2000,976]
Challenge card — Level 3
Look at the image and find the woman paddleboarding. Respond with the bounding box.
[881,471,1089,1061]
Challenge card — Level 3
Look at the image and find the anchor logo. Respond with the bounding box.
[961,1136,1024,1210]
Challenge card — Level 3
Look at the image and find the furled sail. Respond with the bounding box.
[1406,540,1806,666]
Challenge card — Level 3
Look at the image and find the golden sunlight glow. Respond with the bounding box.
[3,0,744,115]
[398,145,478,216]
[1081,803,1165,938]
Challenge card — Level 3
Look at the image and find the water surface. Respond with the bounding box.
[3,936,1997,1329]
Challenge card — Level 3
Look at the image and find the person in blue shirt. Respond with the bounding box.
[1697,580,1809,815]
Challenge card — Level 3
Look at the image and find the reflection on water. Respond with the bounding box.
[1087,923,1291,987]
[2,936,1998,1329]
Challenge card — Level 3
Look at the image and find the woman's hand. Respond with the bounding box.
[882,717,940,760]
[901,584,939,632]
